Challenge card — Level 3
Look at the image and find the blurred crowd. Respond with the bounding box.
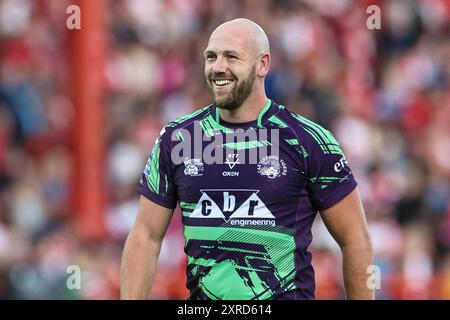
[0,0,449,299]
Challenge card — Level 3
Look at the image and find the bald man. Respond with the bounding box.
[121,18,374,300]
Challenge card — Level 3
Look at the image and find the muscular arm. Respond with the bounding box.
[320,187,374,299]
[120,196,174,299]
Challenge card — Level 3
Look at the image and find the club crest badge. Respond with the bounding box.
[257,155,287,179]
[183,158,204,177]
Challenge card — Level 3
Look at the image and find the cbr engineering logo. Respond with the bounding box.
[187,189,276,227]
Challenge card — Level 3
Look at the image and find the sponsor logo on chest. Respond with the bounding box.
[186,189,276,226]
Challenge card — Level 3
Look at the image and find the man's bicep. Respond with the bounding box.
[319,187,370,247]
[133,195,174,243]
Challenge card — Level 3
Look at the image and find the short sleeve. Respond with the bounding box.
[138,127,177,209]
[303,125,357,211]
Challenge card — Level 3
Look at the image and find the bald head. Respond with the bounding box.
[204,18,271,112]
[209,18,270,57]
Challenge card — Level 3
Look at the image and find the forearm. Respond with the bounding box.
[120,229,161,299]
[341,241,374,300]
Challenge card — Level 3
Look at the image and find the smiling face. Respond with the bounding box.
[204,20,268,111]
[205,57,257,111]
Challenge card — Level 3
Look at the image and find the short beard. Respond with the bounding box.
[207,65,256,111]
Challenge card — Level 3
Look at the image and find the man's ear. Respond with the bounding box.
[257,53,271,77]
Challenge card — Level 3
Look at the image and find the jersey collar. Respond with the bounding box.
[211,99,276,129]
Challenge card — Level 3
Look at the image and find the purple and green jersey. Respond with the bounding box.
[138,100,357,300]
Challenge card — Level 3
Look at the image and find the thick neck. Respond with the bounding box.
[214,99,272,129]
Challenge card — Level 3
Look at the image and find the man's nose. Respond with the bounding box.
[212,56,227,74]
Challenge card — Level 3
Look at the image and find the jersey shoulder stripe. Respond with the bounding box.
[143,104,211,197]
[165,104,212,130]
[276,106,343,156]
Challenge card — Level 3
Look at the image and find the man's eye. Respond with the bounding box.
[206,55,216,61]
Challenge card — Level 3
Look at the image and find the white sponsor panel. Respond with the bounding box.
[190,193,224,219]
[188,190,275,222]
[231,193,275,219]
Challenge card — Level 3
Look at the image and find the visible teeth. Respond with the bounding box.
[214,80,233,86]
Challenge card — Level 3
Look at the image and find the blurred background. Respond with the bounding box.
[0,0,449,299]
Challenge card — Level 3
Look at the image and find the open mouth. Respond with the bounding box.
[212,79,234,87]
